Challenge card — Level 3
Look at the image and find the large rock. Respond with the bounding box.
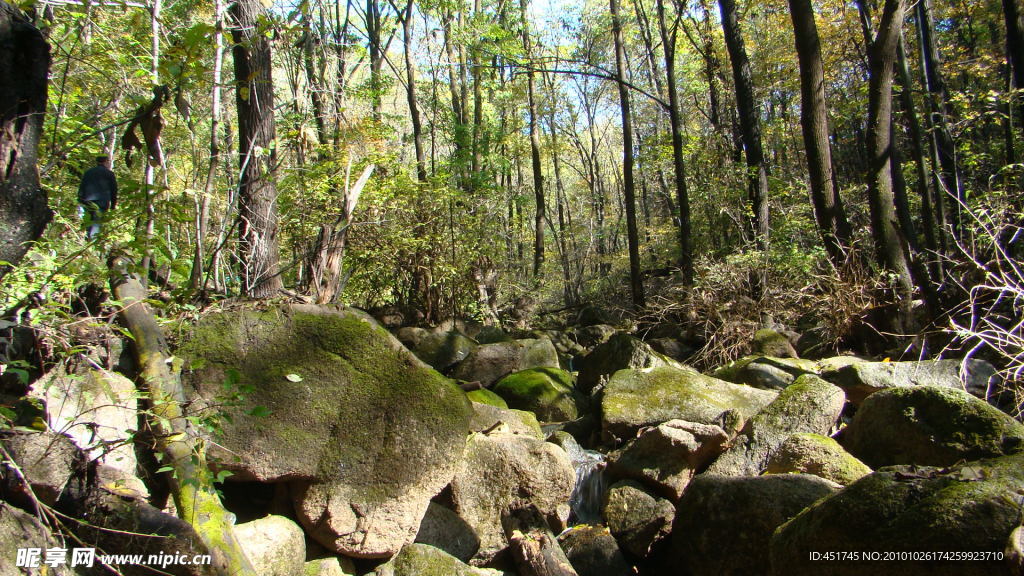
[304,558,356,576]
[752,328,799,358]
[469,402,543,438]
[671,474,838,576]
[820,358,999,405]
[559,525,634,576]
[602,480,675,558]
[840,386,1024,468]
[0,430,82,507]
[706,375,845,476]
[412,331,478,373]
[493,367,584,422]
[571,324,617,349]
[235,515,305,576]
[771,453,1024,576]
[34,368,147,496]
[451,433,575,564]
[764,433,872,485]
[466,388,508,408]
[372,543,505,576]
[0,501,78,576]
[415,502,481,562]
[607,420,729,500]
[177,305,472,558]
[450,338,560,386]
[601,366,777,440]
[713,356,818,390]
[577,334,680,393]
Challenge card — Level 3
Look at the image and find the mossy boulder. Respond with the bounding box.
[770,453,1024,576]
[235,515,305,576]
[0,501,79,576]
[840,386,1024,468]
[177,304,472,558]
[707,375,846,477]
[372,543,505,576]
[603,480,675,558]
[558,525,635,576]
[493,367,584,422]
[469,402,543,438]
[571,324,617,349]
[578,334,682,393]
[451,433,575,564]
[466,388,508,408]
[764,433,872,485]
[713,356,819,390]
[412,331,478,373]
[415,502,481,562]
[752,329,799,358]
[601,366,777,440]
[820,358,1000,405]
[304,557,356,576]
[450,338,560,386]
[671,473,838,576]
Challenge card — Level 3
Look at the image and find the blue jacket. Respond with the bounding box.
[78,165,118,210]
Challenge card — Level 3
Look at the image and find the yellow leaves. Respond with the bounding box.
[239,86,250,102]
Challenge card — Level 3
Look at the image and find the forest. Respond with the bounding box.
[1,0,1024,573]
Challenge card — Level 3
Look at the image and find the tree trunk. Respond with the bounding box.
[502,507,579,576]
[1005,0,1024,125]
[230,0,284,298]
[311,165,374,304]
[110,259,257,576]
[865,0,916,327]
[521,0,546,278]
[656,0,695,284]
[400,0,427,182]
[788,0,852,267]
[718,0,769,249]
[0,2,51,281]
[611,0,645,309]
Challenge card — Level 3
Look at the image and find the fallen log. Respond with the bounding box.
[502,506,579,576]
[110,257,256,576]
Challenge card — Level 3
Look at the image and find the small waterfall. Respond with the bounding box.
[568,449,606,526]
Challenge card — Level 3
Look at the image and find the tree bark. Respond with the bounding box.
[521,0,546,278]
[656,0,695,284]
[399,0,427,182]
[502,507,579,576]
[1005,0,1024,124]
[788,0,852,267]
[0,2,51,281]
[718,0,769,249]
[230,0,284,298]
[110,259,256,576]
[611,0,645,309]
[864,0,916,327]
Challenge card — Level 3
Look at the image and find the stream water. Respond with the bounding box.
[568,448,607,525]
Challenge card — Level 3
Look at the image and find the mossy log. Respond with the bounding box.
[502,507,579,576]
[110,259,256,576]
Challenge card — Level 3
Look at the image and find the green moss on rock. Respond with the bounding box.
[492,367,582,422]
[765,433,872,485]
[372,544,504,576]
[466,388,508,408]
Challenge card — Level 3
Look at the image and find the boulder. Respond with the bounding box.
[451,339,560,387]
[820,358,999,405]
[475,326,512,345]
[602,480,675,558]
[304,558,356,576]
[578,334,681,393]
[840,386,1024,468]
[607,420,729,500]
[415,502,481,563]
[413,331,478,373]
[672,474,838,576]
[466,388,508,409]
[34,368,147,496]
[235,515,305,576]
[601,366,777,440]
[770,453,1024,576]
[469,402,543,438]
[647,337,695,363]
[558,525,634,576]
[706,375,845,476]
[752,329,799,358]
[0,430,83,507]
[372,543,505,576]
[0,501,79,576]
[571,324,617,349]
[493,368,584,422]
[395,326,429,350]
[177,305,471,558]
[713,356,818,390]
[451,433,575,564]
[764,433,872,485]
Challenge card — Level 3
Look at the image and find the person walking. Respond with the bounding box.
[78,155,118,239]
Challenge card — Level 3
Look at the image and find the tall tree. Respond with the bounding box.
[0,2,50,281]
[395,0,427,182]
[520,0,546,278]
[230,0,284,298]
[656,0,694,284]
[718,0,769,248]
[1005,0,1024,124]
[788,0,852,266]
[611,0,645,308]
[863,0,916,325]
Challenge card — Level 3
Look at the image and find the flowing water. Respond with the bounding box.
[568,449,607,526]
